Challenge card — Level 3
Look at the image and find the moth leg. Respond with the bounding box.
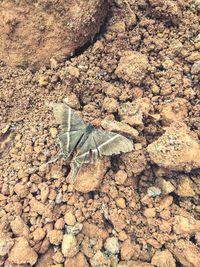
[47,150,69,164]
[69,158,81,183]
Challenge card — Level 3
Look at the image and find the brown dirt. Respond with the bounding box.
[0,0,108,69]
[0,0,200,266]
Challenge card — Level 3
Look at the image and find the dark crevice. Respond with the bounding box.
[190,235,197,245]
[170,192,180,206]
[68,10,111,60]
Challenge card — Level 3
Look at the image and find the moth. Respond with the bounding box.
[49,103,133,181]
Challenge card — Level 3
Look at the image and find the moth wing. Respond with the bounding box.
[58,130,85,156]
[50,102,86,131]
[92,129,133,156]
[50,102,87,159]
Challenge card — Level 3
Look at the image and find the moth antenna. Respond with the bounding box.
[47,150,65,164]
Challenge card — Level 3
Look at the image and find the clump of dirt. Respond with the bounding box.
[0,0,200,266]
[0,0,108,68]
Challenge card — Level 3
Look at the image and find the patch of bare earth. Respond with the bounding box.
[0,0,200,266]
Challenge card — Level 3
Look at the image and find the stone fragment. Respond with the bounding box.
[38,238,50,254]
[115,51,149,85]
[64,211,76,226]
[156,178,175,195]
[120,239,140,261]
[38,75,49,86]
[8,237,38,265]
[168,239,200,267]
[55,218,65,230]
[121,150,147,177]
[116,198,126,209]
[47,229,63,245]
[114,170,128,185]
[110,211,126,231]
[102,97,119,113]
[64,252,89,267]
[143,208,156,218]
[176,176,196,197]
[147,238,161,249]
[101,118,139,140]
[61,234,78,258]
[52,250,64,264]
[82,222,108,240]
[33,228,46,242]
[147,187,161,197]
[191,61,200,74]
[147,122,200,171]
[73,159,109,193]
[104,237,120,254]
[173,215,200,235]
[29,197,46,215]
[151,250,176,267]
[10,216,30,238]
[66,223,83,235]
[50,127,58,138]
[90,250,111,267]
[14,183,29,198]
[63,92,81,109]
[160,98,188,125]
[119,101,143,127]
[103,82,121,98]
[158,196,173,211]
[65,66,80,78]
[39,183,50,203]
[0,236,14,256]
[128,261,154,267]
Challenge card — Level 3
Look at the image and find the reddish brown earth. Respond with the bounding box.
[0,0,200,266]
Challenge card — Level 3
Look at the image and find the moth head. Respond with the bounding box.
[85,124,94,134]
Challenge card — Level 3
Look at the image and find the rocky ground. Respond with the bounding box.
[0,0,200,266]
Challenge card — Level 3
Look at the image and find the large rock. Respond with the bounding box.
[0,0,108,68]
[8,237,38,265]
[168,239,200,267]
[73,159,109,193]
[147,122,200,171]
[61,234,78,258]
[151,250,176,267]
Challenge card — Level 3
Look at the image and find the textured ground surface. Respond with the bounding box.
[0,0,200,266]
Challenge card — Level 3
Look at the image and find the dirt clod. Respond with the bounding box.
[147,123,200,171]
[115,51,149,85]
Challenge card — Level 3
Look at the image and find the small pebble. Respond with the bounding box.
[61,234,78,257]
[104,237,120,254]
[64,211,76,226]
[116,198,126,209]
[148,186,161,197]
[50,127,58,138]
